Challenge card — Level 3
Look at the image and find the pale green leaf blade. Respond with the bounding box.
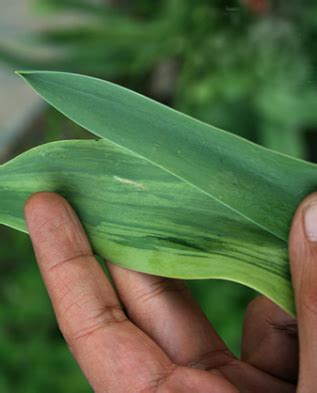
[0,140,294,314]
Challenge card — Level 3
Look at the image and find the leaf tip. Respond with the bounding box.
[15,70,30,79]
[15,70,45,79]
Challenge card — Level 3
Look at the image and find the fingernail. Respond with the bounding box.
[304,202,317,242]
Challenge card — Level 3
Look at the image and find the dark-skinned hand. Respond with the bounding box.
[24,191,317,392]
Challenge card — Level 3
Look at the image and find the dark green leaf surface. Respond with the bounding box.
[17,71,317,242]
[1,71,317,315]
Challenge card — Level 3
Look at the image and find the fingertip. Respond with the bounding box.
[297,192,317,208]
[24,191,93,274]
[242,295,298,382]
[244,295,294,331]
[289,192,317,230]
[25,191,66,211]
[24,192,69,230]
[290,192,317,232]
[23,191,92,262]
[288,193,317,260]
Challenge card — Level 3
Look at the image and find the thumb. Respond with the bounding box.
[289,192,317,392]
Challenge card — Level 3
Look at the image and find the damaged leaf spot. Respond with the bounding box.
[113,175,147,191]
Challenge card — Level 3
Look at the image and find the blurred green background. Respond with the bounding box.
[1,0,317,391]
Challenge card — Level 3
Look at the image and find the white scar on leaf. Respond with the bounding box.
[113,176,147,190]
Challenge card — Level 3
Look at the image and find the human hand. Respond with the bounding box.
[24,192,316,392]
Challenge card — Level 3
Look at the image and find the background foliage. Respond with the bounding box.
[1,0,317,391]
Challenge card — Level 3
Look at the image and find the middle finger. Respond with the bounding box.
[107,263,235,369]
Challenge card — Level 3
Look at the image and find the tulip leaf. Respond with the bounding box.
[1,71,317,315]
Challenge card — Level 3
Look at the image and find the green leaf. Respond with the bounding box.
[0,140,292,314]
[2,71,317,315]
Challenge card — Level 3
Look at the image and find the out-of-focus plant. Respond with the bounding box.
[2,0,317,158]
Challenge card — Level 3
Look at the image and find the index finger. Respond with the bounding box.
[24,192,174,392]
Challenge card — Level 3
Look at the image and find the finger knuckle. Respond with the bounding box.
[134,278,186,305]
[61,299,127,345]
[142,364,178,393]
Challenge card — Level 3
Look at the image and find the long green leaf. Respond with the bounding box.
[0,140,293,313]
[17,71,317,242]
[1,71,317,315]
